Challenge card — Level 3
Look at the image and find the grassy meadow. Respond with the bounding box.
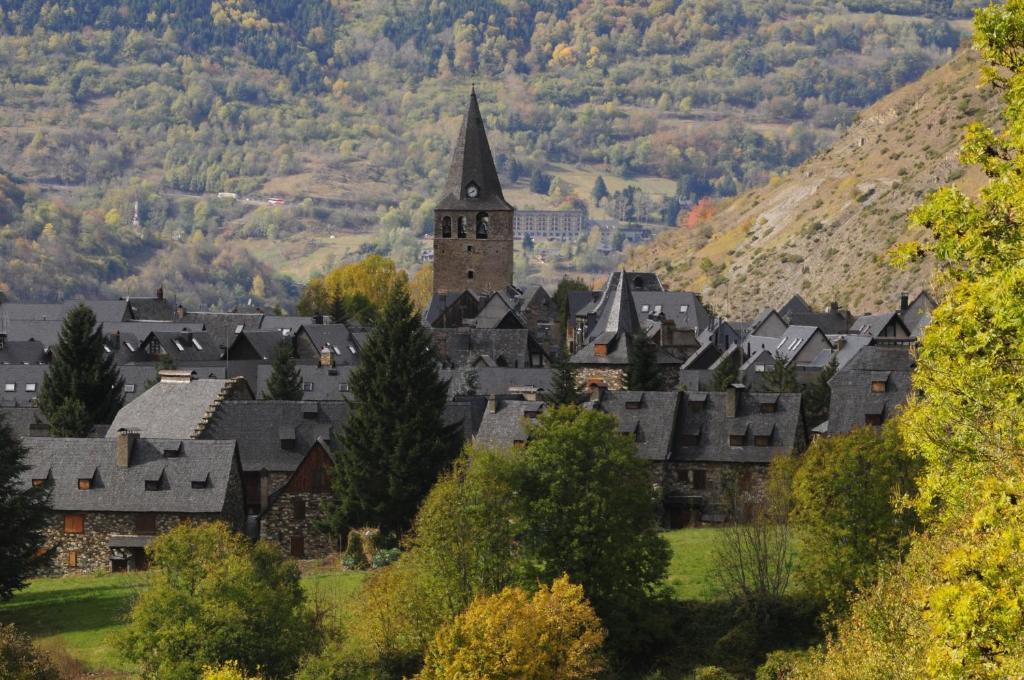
[0,528,799,676]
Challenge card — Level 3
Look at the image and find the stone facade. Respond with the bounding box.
[575,366,678,391]
[433,208,514,293]
[260,491,335,559]
[661,461,772,528]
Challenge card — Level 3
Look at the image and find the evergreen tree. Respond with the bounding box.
[328,295,348,325]
[802,355,837,427]
[329,282,460,537]
[711,350,740,391]
[38,304,123,436]
[591,175,609,206]
[546,354,582,405]
[522,233,534,252]
[263,341,304,400]
[0,414,50,601]
[529,168,551,194]
[463,368,479,396]
[625,333,665,391]
[762,352,798,393]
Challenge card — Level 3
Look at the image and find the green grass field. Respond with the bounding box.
[0,529,800,675]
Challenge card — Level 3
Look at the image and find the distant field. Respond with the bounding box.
[0,528,802,674]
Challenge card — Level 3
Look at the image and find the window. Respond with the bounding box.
[31,479,44,487]
[145,480,160,491]
[754,435,771,447]
[173,339,185,351]
[476,212,489,238]
[755,364,766,373]
[680,305,688,313]
[729,434,745,447]
[135,513,157,535]
[441,216,452,238]
[759,403,777,414]
[148,338,162,355]
[467,270,475,280]
[457,216,467,238]
[3,384,13,392]
[25,383,36,392]
[192,337,203,350]
[191,479,206,489]
[789,338,801,350]
[871,380,886,393]
[292,498,306,520]
[654,305,662,314]
[64,514,84,534]
[78,478,92,490]
[865,413,883,426]
[692,470,707,490]
[467,245,473,253]
[641,304,650,312]
[302,382,314,392]
[124,384,136,394]
[67,550,78,568]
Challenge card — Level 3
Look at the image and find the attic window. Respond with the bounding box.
[125,384,136,394]
[865,413,884,426]
[641,304,650,312]
[302,382,314,392]
[78,478,93,490]
[339,383,349,391]
[3,383,13,392]
[625,398,643,410]
[235,324,244,334]
[125,342,136,352]
[192,337,203,350]
[871,380,886,393]
[754,435,772,447]
[759,402,777,414]
[145,479,161,491]
[348,344,357,355]
[32,479,44,487]
[680,305,688,313]
[789,338,800,350]
[654,305,662,314]
[104,345,112,353]
[173,339,185,351]
[191,479,207,489]
[729,434,745,447]
[25,383,36,392]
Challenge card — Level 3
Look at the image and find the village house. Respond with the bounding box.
[826,345,916,433]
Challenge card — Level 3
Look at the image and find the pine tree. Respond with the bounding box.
[802,356,837,427]
[463,368,479,396]
[0,413,50,600]
[263,341,304,400]
[329,282,460,537]
[546,353,582,405]
[762,352,798,393]
[591,175,609,206]
[38,304,123,436]
[711,350,740,391]
[625,333,665,391]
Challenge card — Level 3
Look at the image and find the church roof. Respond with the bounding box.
[594,270,640,338]
[436,89,513,212]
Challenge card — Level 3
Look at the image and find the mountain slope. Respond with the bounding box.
[630,50,998,318]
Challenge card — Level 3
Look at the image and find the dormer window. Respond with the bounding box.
[641,304,650,312]
[871,380,886,393]
[476,212,489,238]
[680,305,688,313]
[145,480,160,491]
[3,383,14,392]
[78,478,93,490]
[457,216,467,238]
[442,216,452,238]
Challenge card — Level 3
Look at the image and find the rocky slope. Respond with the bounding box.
[630,49,998,319]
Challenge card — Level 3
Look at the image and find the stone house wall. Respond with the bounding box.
[576,366,678,391]
[661,461,773,527]
[434,209,514,293]
[260,491,335,559]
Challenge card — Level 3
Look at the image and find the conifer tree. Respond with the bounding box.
[592,175,609,206]
[802,355,837,427]
[38,304,123,436]
[711,350,740,391]
[546,353,582,405]
[462,367,479,396]
[329,282,460,537]
[263,341,304,400]
[625,333,664,391]
[762,352,798,393]
[0,414,50,600]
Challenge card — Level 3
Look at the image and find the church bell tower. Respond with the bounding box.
[432,88,515,294]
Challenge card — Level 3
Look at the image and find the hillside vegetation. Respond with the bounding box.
[631,49,999,317]
[0,0,981,305]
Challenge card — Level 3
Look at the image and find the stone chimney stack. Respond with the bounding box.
[725,383,745,418]
[900,292,909,312]
[159,370,194,384]
[487,394,499,414]
[116,429,139,468]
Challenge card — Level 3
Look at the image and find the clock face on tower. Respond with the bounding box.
[466,183,479,198]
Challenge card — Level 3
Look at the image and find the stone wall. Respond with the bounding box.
[36,511,223,576]
[661,461,771,527]
[575,365,678,391]
[260,491,335,559]
[433,209,514,293]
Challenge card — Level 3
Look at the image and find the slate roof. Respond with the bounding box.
[261,316,315,332]
[136,330,223,363]
[828,346,915,434]
[20,437,238,513]
[201,400,349,473]
[0,406,48,438]
[592,391,683,461]
[0,364,46,406]
[181,311,263,346]
[107,377,253,440]
[255,364,356,401]
[0,300,131,323]
[228,330,292,361]
[432,328,542,368]
[785,310,852,334]
[748,308,787,338]
[743,325,829,364]
[3,321,62,346]
[634,291,711,332]
[436,89,513,212]
[0,339,48,364]
[473,292,525,329]
[298,324,360,365]
[778,295,812,319]
[672,389,806,464]
[900,291,936,337]
[851,312,910,338]
[443,367,553,397]
[474,399,547,448]
[424,290,484,328]
[125,296,177,321]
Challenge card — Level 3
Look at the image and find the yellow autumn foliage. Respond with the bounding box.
[419,576,606,680]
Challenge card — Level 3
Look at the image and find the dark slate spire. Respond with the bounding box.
[595,270,640,337]
[437,88,513,211]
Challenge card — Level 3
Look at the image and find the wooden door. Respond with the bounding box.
[290,535,304,559]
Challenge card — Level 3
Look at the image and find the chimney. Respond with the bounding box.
[320,347,334,368]
[116,429,139,468]
[828,301,839,314]
[156,286,164,301]
[900,292,909,312]
[159,370,194,384]
[487,394,499,414]
[725,383,745,418]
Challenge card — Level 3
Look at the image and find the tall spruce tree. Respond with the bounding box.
[591,175,609,206]
[329,282,460,537]
[802,355,837,427]
[624,333,665,391]
[546,353,582,405]
[38,304,123,436]
[0,414,50,600]
[762,352,798,393]
[263,341,304,400]
[711,350,741,390]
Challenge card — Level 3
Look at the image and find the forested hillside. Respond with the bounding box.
[0,0,981,305]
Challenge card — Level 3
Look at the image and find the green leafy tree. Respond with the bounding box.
[0,415,49,601]
[801,356,837,428]
[790,423,921,612]
[517,406,670,648]
[625,332,665,391]
[591,175,609,206]
[329,281,460,537]
[262,341,303,400]
[760,352,797,393]
[119,522,316,680]
[37,304,123,436]
[711,350,740,391]
[545,353,582,406]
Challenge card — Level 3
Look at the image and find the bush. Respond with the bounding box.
[201,660,261,680]
[119,522,317,679]
[695,667,737,680]
[419,576,606,680]
[756,649,807,680]
[0,624,59,680]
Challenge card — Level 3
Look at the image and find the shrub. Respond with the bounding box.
[0,624,59,680]
[419,576,606,680]
[695,667,737,680]
[119,522,317,679]
[201,660,261,680]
